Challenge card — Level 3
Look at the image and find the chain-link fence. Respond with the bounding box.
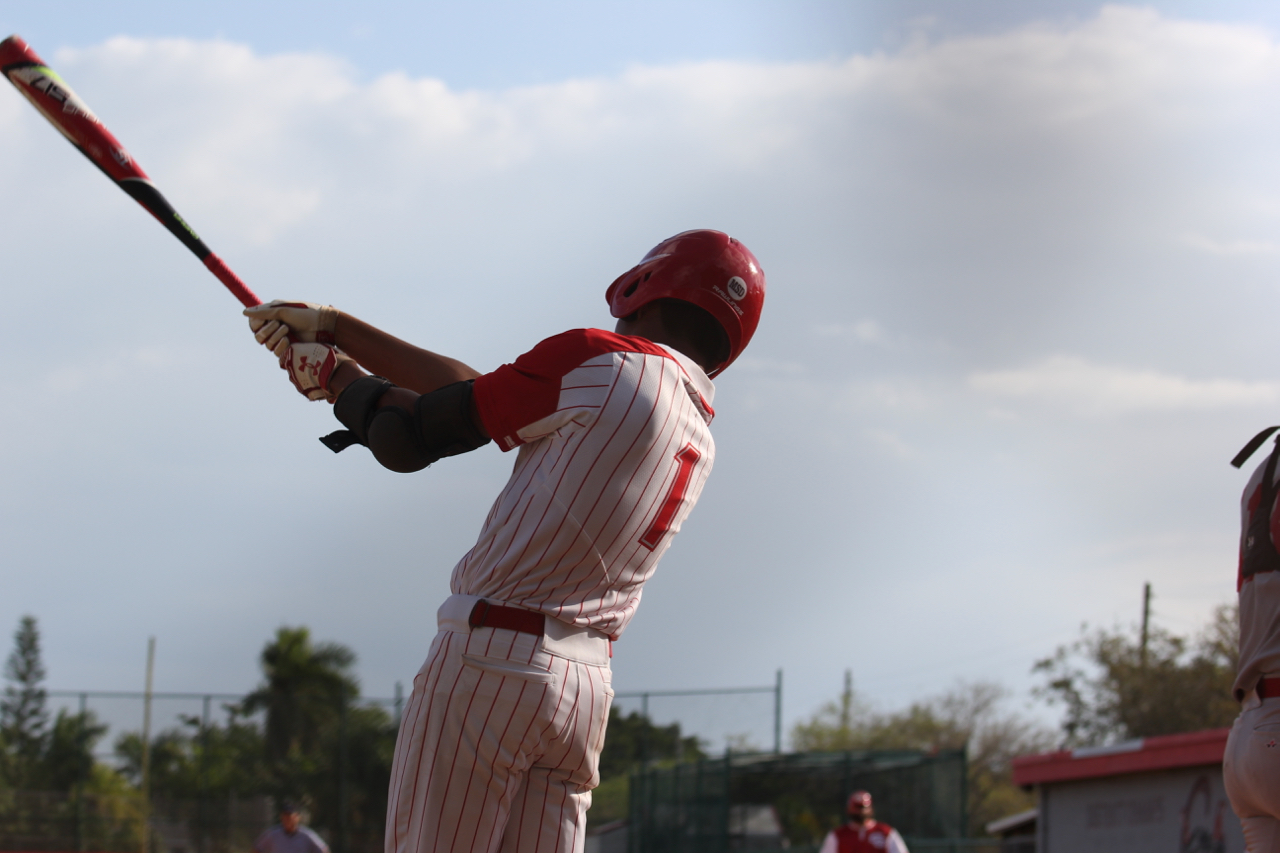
[612,671,783,757]
[14,676,798,853]
[627,748,970,852]
[44,690,407,770]
[18,688,406,853]
[0,790,274,853]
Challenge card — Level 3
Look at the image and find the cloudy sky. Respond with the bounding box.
[3,0,1280,750]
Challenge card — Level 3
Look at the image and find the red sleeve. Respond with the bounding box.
[473,328,673,451]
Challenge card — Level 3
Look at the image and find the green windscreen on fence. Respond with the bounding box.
[628,748,967,852]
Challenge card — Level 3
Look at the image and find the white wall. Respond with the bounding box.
[1039,766,1242,852]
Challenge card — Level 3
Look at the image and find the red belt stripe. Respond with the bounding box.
[468,600,545,636]
[1259,677,1280,700]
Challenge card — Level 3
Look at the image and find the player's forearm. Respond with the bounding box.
[334,312,481,393]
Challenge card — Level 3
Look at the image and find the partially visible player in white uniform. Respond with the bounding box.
[245,230,765,853]
[1226,428,1280,851]
[818,792,909,853]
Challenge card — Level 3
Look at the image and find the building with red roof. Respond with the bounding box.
[1010,728,1241,851]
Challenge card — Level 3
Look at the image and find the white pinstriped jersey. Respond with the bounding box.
[458,328,716,639]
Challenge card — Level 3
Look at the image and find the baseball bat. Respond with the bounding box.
[0,34,261,307]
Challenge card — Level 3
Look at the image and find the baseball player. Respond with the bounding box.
[245,230,765,853]
[252,801,330,853]
[818,791,910,853]
[1225,427,1280,851]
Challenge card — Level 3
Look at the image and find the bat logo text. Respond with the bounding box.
[12,66,101,123]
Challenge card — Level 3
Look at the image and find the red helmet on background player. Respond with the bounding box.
[606,229,765,377]
[848,790,873,816]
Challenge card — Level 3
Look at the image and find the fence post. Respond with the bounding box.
[76,692,87,852]
[641,692,650,765]
[199,695,211,853]
[338,699,349,853]
[773,669,783,754]
[842,749,851,810]
[140,638,155,853]
[721,747,732,853]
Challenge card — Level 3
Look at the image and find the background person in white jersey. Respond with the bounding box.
[253,802,329,853]
[245,230,766,852]
[1226,428,1280,851]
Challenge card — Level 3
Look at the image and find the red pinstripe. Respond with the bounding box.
[492,355,641,598]
[453,344,712,639]
[386,618,613,853]
[568,360,687,606]
[549,357,678,613]
[394,634,458,852]
[519,354,652,604]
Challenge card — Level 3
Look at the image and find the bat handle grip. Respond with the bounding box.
[203,253,261,307]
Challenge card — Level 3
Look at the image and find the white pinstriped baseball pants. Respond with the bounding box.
[386,595,613,853]
[1226,691,1280,851]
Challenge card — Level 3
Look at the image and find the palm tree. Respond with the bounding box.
[241,628,358,782]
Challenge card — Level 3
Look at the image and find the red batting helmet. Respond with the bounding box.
[606,230,765,377]
[847,791,873,814]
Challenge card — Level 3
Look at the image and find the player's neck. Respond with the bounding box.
[614,310,709,373]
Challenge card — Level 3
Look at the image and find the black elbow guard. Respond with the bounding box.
[321,376,396,453]
[368,381,489,472]
[324,378,489,473]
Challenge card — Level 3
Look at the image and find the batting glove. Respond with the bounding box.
[245,300,339,358]
[280,342,353,402]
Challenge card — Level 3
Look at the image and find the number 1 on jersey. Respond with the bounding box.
[639,443,701,550]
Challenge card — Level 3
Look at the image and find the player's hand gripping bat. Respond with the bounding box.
[0,34,261,307]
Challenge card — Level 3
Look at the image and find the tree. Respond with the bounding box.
[114,706,271,803]
[596,708,704,780]
[1034,603,1238,747]
[0,615,105,798]
[242,627,358,770]
[1,615,50,788]
[114,626,392,848]
[587,709,706,827]
[45,708,108,792]
[791,678,1054,837]
[305,703,398,852]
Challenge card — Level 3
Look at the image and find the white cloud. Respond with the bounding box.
[8,6,1280,714]
[36,346,195,397]
[814,320,887,344]
[864,428,918,461]
[969,356,1280,415]
[1182,233,1278,256]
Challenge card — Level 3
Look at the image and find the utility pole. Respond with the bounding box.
[1140,583,1152,670]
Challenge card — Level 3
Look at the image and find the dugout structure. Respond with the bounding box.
[628,748,967,851]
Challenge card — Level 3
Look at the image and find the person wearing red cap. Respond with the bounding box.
[819,791,911,853]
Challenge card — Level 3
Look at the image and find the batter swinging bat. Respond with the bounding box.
[0,34,261,308]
